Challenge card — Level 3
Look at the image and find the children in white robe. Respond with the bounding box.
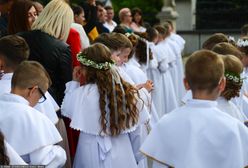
[153,41,178,116]
[62,81,149,168]
[140,99,248,168]
[161,38,179,101]
[167,34,186,100]
[0,93,66,167]
[0,72,59,124]
[181,90,247,123]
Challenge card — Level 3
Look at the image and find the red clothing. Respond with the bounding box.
[67,28,81,67]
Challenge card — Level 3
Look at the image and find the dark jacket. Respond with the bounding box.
[18,30,72,105]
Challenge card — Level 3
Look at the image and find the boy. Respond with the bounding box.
[0,35,59,124]
[0,61,66,166]
[140,50,248,168]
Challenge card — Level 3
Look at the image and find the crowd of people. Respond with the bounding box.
[1,0,248,167]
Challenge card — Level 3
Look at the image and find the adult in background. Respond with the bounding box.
[104,5,117,32]
[130,7,146,33]
[119,8,133,33]
[8,0,37,35]
[18,0,73,105]
[0,0,14,37]
[18,1,73,167]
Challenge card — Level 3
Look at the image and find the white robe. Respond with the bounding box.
[0,93,66,167]
[217,97,248,123]
[5,141,27,165]
[153,42,178,116]
[0,73,59,124]
[167,35,186,100]
[123,58,159,127]
[141,99,248,168]
[61,82,149,168]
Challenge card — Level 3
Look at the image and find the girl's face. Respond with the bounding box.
[134,12,141,24]
[111,48,132,66]
[28,6,37,27]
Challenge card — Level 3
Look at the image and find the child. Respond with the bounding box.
[62,43,147,168]
[216,54,247,122]
[153,25,178,116]
[140,50,248,168]
[0,61,66,166]
[0,35,59,125]
[202,33,228,50]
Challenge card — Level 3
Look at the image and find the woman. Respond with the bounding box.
[18,0,74,167]
[8,0,37,34]
[130,8,146,33]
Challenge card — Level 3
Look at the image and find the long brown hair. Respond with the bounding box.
[0,131,9,165]
[79,43,140,136]
[8,0,35,34]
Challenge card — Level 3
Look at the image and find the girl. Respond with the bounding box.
[217,55,247,122]
[62,43,147,168]
[153,25,178,116]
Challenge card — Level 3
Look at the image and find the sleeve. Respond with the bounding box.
[158,58,169,73]
[58,46,73,105]
[61,81,80,118]
[29,145,66,168]
[5,141,27,165]
[83,5,98,34]
[128,126,144,163]
[66,29,81,67]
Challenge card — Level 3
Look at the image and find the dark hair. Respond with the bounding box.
[112,25,126,34]
[0,35,30,70]
[8,0,36,34]
[135,38,153,64]
[0,131,9,165]
[241,24,248,36]
[131,7,143,26]
[146,27,158,42]
[104,5,113,11]
[95,0,104,7]
[71,4,84,16]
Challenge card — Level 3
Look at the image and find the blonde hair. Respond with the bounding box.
[31,0,73,41]
[119,8,130,22]
[185,50,224,92]
[11,61,52,93]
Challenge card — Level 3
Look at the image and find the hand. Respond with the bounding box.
[143,80,154,92]
[72,66,82,82]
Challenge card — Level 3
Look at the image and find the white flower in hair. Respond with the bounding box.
[228,36,235,42]
[237,38,248,47]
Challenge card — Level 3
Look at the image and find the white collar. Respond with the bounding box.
[0,93,29,106]
[1,73,13,80]
[186,99,218,108]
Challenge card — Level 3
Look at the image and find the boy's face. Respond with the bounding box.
[27,85,47,107]
[106,9,114,21]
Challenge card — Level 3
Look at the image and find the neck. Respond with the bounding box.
[2,67,14,74]
[192,90,219,101]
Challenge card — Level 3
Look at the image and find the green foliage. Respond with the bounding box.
[111,0,163,26]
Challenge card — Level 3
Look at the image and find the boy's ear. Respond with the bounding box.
[183,78,190,90]
[218,76,226,93]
